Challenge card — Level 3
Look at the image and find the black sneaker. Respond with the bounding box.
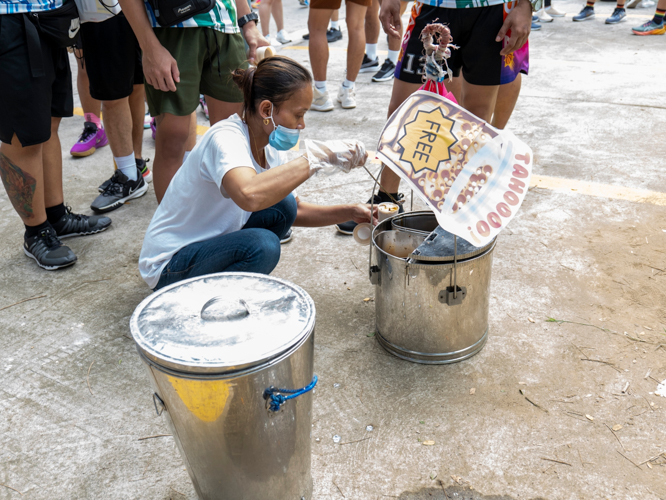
[280,228,293,244]
[24,226,77,270]
[99,158,152,192]
[51,205,112,239]
[91,168,148,214]
[372,58,396,82]
[335,192,404,235]
[359,54,380,73]
[302,27,343,42]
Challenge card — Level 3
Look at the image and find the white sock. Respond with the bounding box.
[183,151,191,164]
[342,79,355,89]
[388,50,400,64]
[314,81,327,91]
[330,20,339,30]
[365,43,378,61]
[115,153,138,181]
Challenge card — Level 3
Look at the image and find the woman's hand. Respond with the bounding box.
[304,139,368,176]
[351,203,379,226]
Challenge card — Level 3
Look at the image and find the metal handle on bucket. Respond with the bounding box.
[153,392,166,416]
[263,375,318,412]
[438,235,467,305]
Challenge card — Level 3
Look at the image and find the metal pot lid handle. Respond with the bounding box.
[201,297,252,322]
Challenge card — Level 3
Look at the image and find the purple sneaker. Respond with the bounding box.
[199,95,209,120]
[70,121,108,157]
[150,118,157,140]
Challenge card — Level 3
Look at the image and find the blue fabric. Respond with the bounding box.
[154,195,297,290]
[0,0,63,14]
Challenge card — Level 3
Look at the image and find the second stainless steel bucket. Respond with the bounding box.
[370,212,495,364]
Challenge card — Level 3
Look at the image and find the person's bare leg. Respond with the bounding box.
[308,8,334,81]
[129,84,145,158]
[272,0,285,32]
[42,117,64,209]
[0,137,46,226]
[345,2,368,81]
[365,0,381,45]
[75,49,101,117]
[153,113,192,202]
[101,97,134,158]
[378,79,422,194]
[258,0,274,36]
[491,74,521,130]
[460,77,499,122]
[206,96,243,125]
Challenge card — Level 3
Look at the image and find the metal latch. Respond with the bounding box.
[439,285,467,306]
[369,265,381,285]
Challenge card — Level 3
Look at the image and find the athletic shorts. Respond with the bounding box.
[310,0,372,10]
[0,14,73,147]
[80,13,144,101]
[396,1,529,86]
[145,28,245,117]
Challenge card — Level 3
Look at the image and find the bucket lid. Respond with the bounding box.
[130,273,316,374]
[409,226,493,262]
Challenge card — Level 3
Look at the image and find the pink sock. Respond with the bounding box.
[84,112,102,128]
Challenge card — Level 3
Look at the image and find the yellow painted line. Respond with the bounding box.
[73,107,666,207]
[529,174,666,207]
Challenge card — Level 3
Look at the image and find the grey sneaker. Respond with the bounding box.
[573,6,595,21]
[359,54,380,73]
[372,58,397,82]
[23,226,77,270]
[605,7,626,23]
[51,206,112,239]
[91,168,148,214]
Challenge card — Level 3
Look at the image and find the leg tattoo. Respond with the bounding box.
[0,152,37,220]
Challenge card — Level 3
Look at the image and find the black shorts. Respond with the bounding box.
[0,14,73,147]
[79,13,143,101]
[396,2,529,86]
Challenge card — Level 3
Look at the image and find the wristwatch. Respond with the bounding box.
[238,12,259,28]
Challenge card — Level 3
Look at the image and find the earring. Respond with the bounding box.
[263,118,270,125]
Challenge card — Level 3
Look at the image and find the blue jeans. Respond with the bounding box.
[154,195,297,290]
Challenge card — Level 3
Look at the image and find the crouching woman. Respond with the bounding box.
[139,56,374,290]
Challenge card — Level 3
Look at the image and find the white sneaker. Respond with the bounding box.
[311,86,334,112]
[337,84,356,109]
[545,5,566,16]
[266,34,281,47]
[276,29,292,44]
[537,9,554,22]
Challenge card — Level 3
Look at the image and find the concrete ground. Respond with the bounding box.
[1,1,666,499]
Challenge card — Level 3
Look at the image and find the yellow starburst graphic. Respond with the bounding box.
[504,52,515,71]
[398,107,458,174]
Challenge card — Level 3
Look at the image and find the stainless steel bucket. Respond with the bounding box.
[370,212,495,364]
[130,273,316,500]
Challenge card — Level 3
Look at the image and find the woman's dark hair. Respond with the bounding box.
[232,56,312,116]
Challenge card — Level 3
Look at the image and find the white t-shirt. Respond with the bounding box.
[139,114,287,289]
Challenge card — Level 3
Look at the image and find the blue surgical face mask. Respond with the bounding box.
[268,104,300,151]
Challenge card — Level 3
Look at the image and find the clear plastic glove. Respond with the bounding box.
[303,139,368,176]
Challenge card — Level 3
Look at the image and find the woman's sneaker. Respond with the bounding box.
[605,7,626,23]
[337,84,357,109]
[24,226,77,270]
[70,121,108,157]
[150,118,157,140]
[359,54,380,73]
[276,29,292,44]
[98,158,152,192]
[573,6,595,21]
[631,19,665,34]
[311,87,334,112]
[91,168,148,214]
[51,206,112,238]
[372,59,397,82]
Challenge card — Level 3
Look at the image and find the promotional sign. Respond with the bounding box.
[376,90,532,247]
